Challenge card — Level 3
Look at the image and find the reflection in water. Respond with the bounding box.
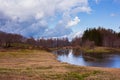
[55,49,120,68]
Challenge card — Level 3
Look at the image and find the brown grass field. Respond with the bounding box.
[0,49,120,80]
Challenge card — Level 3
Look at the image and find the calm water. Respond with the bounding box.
[54,49,120,68]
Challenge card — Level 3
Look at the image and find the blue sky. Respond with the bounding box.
[0,0,120,39]
[72,0,120,33]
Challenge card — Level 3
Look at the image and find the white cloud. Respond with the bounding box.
[57,0,90,12]
[35,12,44,20]
[0,0,91,38]
[0,0,91,20]
[42,14,73,38]
[67,16,80,27]
[71,6,91,14]
[73,31,82,37]
[20,20,48,38]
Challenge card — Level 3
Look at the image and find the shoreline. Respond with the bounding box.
[70,46,120,54]
[51,46,120,54]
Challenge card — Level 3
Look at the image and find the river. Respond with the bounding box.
[54,49,120,68]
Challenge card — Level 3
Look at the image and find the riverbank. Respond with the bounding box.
[80,47,120,53]
[0,49,120,80]
[51,46,120,54]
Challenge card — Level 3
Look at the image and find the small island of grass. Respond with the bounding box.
[81,47,120,54]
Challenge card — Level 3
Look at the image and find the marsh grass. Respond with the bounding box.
[82,47,120,53]
[0,67,104,80]
[0,49,120,80]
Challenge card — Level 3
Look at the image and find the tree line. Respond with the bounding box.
[0,27,120,49]
[0,31,70,49]
[81,27,120,48]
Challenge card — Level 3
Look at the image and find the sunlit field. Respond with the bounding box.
[0,49,120,80]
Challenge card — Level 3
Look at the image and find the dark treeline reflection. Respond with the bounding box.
[72,48,82,57]
[54,49,70,56]
[82,52,106,62]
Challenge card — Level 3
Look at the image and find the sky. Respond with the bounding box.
[0,0,120,39]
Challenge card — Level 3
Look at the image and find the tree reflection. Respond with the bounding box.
[82,53,106,61]
[72,48,82,57]
[55,49,69,56]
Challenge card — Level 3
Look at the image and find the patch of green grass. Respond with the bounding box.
[26,67,33,71]
[82,47,113,54]
[64,65,87,73]
[86,48,109,53]
[11,43,31,49]
[41,72,83,80]
[93,70,101,75]
[35,66,53,70]
[0,67,103,80]
[0,49,45,58]
[64,70,102,80]
[82,47,120,54]
[0,68,21,74]
[26,66,53,71]
[65,72,84,80]
[85,49,110,53]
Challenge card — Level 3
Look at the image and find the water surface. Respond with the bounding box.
[54,49,120,68]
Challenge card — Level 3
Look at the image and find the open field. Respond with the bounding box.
[0,49,120,80]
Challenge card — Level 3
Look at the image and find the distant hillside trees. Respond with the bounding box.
[81,27,120,48]
[82,28,102,46]
[0,27,120,49]
[71,37,82,47]
[37,38,70,48]
[118,32,120,37]
[0,31,25,48]
[0,31,70,49]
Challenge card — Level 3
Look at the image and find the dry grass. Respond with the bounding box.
[82,47,120,53]
[0,49,120,80]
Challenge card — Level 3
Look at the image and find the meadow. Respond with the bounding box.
[0,49,120,80]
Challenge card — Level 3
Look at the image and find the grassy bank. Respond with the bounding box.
[81,47,120,53]
[0,49,120,80]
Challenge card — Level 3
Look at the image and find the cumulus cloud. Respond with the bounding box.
[67,16,80,27]
[0,0,91,20]
[42,13,73,38]
[20,20,48,38]
[43,26,72,38]
[0,0,91,38]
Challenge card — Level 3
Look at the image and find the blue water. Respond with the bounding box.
[55,49,120,68]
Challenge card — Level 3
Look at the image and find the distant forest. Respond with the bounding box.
[0,27,120,49]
